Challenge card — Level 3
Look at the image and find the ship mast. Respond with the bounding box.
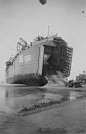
[48,26,49,38]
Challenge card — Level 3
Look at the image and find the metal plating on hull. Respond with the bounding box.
[5,36,73,86]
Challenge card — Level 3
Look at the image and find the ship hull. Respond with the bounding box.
[6,74,47,86]
[5,37,73,86]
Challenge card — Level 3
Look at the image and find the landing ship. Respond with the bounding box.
[5,35,73,86]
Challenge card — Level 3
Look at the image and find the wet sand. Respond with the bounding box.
[0,84,86,134]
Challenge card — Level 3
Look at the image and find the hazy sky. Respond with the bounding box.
[0,0,86,81]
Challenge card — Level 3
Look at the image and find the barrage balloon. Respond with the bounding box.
[39,0,47,5]
[82,10,84,13]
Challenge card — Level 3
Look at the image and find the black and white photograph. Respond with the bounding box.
[0,0,86,133]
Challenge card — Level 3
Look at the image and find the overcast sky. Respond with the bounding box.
[0,0,86,81]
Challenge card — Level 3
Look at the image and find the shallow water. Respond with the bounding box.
[0,84,86,114]
[0,84,86,134]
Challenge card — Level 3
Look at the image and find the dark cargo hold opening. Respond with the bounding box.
[43,45,67,76]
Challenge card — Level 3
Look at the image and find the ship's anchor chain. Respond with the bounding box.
[18,94,86,115]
